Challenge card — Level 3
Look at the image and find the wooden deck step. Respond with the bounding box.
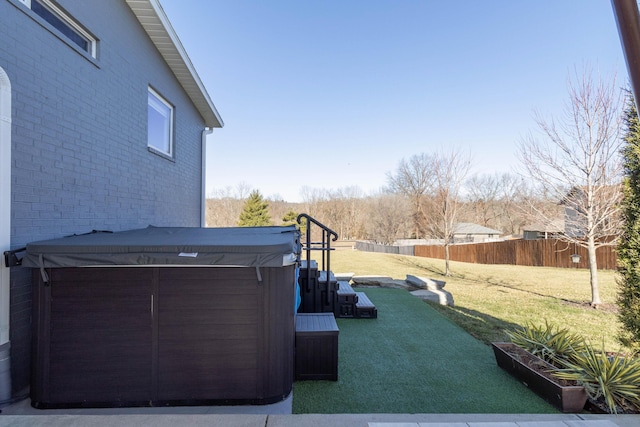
[299,259,318,269]
[335,281,358,318]
[355,292,378,319]
[299,260,319,278]
[318,270,337,285]
[337,281,358,303]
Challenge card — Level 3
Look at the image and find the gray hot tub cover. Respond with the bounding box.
[23,225,301,268]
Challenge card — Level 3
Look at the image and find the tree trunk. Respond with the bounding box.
[587,236,601,307]
[444,243,451,276]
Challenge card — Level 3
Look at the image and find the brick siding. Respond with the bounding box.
[1,0,209,393]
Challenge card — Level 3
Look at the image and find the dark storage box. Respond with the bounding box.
[25,226,300,409]
[295,313,339,381]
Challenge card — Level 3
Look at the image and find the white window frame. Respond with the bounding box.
[18,0,97,58]
[147,87,175,158]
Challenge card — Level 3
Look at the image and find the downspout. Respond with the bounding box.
[0,67,12,403]
[200,127,214,227]
[612,0,640,103]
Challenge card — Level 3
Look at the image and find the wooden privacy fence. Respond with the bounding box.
[413,239,618,270]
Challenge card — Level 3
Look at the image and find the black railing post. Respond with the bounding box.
[321,231,327,271]
[305,222,312,291]
[325,233,332,304]
[296,214,338,307]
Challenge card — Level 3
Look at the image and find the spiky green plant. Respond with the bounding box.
[505,321,587,367]
[553,345,640,414]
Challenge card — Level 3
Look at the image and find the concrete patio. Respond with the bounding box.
[0,412,638,427]
[1,397,639,427]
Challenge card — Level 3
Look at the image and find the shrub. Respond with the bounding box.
[505,321,640,413]
[553,344,640,414]
[618,92,640,351]
[505,321,587,367]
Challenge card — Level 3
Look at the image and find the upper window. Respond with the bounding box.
[19,0,96,58]
[147,88,174,158]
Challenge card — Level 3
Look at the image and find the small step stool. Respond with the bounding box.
[295,313,339,381]
[335,281,358,318]
[355,292,378,319]
[318,270,337,285]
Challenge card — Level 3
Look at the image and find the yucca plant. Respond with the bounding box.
[553,345,640,414]
[505,321,587,367]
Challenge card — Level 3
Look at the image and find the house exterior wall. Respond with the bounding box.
[452,233,499,244]
[564,207,584,238]
[1,0,207,394]
[523,230,541,240]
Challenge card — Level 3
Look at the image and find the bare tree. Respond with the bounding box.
[234,182,252,200]
[466,173,502,228]
[205,182,257,226]
[365,193,410,244]
[423,148,472,276]
[517,67,624,307]
[461,173,548,236]
[331,186,366,240]
[498,174,534,236]
[206,187,243,227]
[386,153,433,238]
[299,185,368,240]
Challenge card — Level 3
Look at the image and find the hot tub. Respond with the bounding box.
[23,225,300,409]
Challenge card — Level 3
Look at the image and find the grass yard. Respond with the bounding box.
[326,248,623,353]
[292,287,557,414]
[293,248,627,414]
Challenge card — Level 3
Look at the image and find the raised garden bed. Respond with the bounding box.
[492,342,588,413]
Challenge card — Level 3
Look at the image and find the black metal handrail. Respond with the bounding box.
[296,214,338,304]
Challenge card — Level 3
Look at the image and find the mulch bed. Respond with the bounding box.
[501,344,574,387]
[560,300,619,313]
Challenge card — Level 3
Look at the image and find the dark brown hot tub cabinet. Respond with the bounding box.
[25,226,301,409]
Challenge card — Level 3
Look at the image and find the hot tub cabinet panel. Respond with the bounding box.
[31,268,155,406]
[156,267,295,404]
[32,266,295,408]
[27,226,299,409]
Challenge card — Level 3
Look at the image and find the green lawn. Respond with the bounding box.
[292,249,626,414]
[293,288,556,414]
[326,249,623,352]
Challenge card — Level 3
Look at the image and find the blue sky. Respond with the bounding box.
[161,1,628,203]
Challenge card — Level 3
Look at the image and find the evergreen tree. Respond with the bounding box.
[237,190,272,226]
[617,91,640,351]
[281,210,298,226]
[282,209,307,234]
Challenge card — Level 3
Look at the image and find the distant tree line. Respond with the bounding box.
[205,172,553,246]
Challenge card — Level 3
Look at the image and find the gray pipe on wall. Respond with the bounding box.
[612,0,640,103]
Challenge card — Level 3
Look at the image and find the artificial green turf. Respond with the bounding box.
[292,288,558,414]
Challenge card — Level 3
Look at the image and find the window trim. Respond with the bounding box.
[147,87,175,160]
[18,0,97,58]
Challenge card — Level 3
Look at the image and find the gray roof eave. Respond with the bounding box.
[453,223,503,235]
[125,0,223,128]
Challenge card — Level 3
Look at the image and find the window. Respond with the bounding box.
[19,0,96,57]
[147,88,174,158]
